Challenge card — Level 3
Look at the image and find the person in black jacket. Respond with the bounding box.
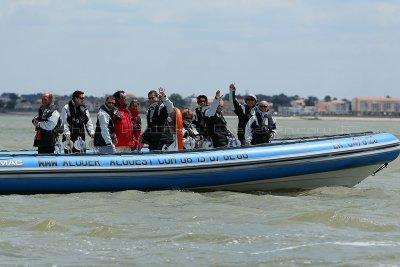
[141,87,174,151]
[32,93,61,154]
[244,101,277,145]
[228,83,257,144]
[60,90,94,153]
[192,95,208,139]
[93,96,118,153]
[205,90,229,148]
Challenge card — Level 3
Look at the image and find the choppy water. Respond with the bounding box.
[1,113,400,266]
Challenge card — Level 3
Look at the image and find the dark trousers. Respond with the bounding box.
[38,146,55,154]
[237,133,245,144]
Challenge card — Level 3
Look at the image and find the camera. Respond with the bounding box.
[32,115,39,123]
[72,118,81,124]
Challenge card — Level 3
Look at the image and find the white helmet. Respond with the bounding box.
[202,141,213,149]
[64,140,74,152]
[74,136,86,152]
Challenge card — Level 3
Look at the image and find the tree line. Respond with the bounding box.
[1,92,348,111]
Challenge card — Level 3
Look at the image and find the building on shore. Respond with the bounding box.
[316,99,351,115]
[352,97,400,115]
[278,99,317,116]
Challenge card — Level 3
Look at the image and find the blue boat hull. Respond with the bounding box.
[1,132,399,194]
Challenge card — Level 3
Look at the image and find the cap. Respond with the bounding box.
[246,94,257,102]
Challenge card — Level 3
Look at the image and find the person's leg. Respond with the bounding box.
[38,146,55,154]
[115,146,132,153]
[97,145,116,154]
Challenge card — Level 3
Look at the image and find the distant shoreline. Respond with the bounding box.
[219,115,400,122]
[2,111,400,121]
[276,115,400,122]
[0,111,36,116]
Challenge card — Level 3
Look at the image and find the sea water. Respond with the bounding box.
[1,113,400,266]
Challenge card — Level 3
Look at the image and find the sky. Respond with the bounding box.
[0,0,399,99]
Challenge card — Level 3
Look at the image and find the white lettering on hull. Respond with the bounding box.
[0,160,24,166]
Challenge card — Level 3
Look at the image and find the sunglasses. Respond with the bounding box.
[184,117,193,120]
[259,105,268,108]
[107,102,115,105]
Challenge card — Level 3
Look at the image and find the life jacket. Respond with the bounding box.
[145,104,174,150]
[33,104,61,148]
[66,100,89,141]
[231,90,255,142]
[94,105,115,146]
[235,104,253,142]
[193,107,208,137]
[250,111,274,145]
[183,121,200,149]
[183,121,199,139]
[206,112,228,148]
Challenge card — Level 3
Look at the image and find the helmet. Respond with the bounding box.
[74,136,86,152]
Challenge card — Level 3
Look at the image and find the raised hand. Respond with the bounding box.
[216,90,223,99]
[229,83,236,91]
[158,87,166,97]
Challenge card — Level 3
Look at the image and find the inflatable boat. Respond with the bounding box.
[0,131,399,194]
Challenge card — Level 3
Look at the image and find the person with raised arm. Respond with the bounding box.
[141,87,174,151]
[229,83,258,144]
[205,90,229,148]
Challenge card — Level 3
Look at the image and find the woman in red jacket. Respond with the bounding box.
[129,100,142,148]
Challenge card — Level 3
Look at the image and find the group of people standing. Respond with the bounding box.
[32,84,276,154]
